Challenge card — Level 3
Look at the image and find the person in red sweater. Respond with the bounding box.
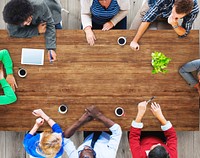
[129,101,177,158]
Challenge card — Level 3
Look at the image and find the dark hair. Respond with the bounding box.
[148,146,170,158]
[3,0,34,25]
[174,0,194,14]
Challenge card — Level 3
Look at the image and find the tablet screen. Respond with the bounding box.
[21,48,44,65]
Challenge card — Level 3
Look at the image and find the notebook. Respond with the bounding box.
[21,48,44,65]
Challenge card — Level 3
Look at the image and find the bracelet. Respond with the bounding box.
[172,25,179,29]
[46,117,51,122]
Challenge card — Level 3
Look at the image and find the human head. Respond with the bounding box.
[148,145,169,158]
[3,0,34,25]
[39,132,62,158]
[174,0,194,15]
[98,0,109,7]
[79,146,96,158]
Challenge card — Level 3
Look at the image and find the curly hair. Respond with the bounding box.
[148,145,170,158]
[39,131,62,158]
[3,0,34,25]
[174,0,194,14]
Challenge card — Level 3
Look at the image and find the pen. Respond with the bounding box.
[49,50,53,63]
[147,96,156,104]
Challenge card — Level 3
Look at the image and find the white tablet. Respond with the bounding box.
[21,48,44,65]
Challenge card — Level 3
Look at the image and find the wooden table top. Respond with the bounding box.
[0,30,199,131]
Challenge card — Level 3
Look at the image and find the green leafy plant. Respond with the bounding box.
[151,51,171,74]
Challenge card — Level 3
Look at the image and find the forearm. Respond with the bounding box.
[7,24,39,38]
[81,0,92,30]
[172,24,186,36]
[135,113,144,123]
[82,14,92,30]
[0,79,16,105]
[0,49,13,75]
[41,114,56,127]
[132,22,150,42]
[64,118,87,138]
[157,115,167,126]
[29,124,39,135]
[110,10,128,26]
[97,114,115,128]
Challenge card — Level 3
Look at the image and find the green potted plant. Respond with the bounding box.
[151,51,171,74]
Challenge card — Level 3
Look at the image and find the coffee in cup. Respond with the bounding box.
[115,107,124,117]
[18,68,27,78]
[117,36,126,46]
[58,104,68,114]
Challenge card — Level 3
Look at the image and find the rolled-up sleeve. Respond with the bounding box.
[81,0,92,30]
[107,124,122,151]
[110,0,130,26]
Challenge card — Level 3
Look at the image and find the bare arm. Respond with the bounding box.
[168,15,186,36]
[32,109,55,127]
[86,105,115,128]
[29,118,44,135]
[151,102,167,125]
[130,22,150,51]
[64,112,92,138]
[133,22,150,43]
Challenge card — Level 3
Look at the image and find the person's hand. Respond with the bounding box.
[150,102,163,119]
[138,101,147,116]
[48,50,57,62]
[130,40,140,51]
[6,74,18,91]
[85,105,102,119]
[38,22,47,34]
[0,64,4,79]
[135,101,147,123]
[35,118,44,127]
[102,21,114,31]
[151,102,167,125]
[84,27,96,46]
[167,14,178,26]
[32,109,45,118]
[80,112,93,122]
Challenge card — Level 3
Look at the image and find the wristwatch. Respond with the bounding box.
[172,25,179,29]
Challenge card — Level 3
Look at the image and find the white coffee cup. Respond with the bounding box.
[115,107,124,117]
[18,68,27,78]
[117,36,126,46]
[58,104,68,114]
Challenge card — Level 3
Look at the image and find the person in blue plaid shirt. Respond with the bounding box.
[130,0,199,51]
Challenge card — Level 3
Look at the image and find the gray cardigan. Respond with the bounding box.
[7,0,62,50]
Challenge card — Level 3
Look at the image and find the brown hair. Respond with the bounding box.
[39,131,62,158]
[174,0,194,14]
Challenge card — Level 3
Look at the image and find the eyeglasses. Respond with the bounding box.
[78,146,96,158]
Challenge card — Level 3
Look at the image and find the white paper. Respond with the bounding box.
[21,48,44,65]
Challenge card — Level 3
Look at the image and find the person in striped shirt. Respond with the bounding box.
[130,0,199,51]
[81,0,130,46]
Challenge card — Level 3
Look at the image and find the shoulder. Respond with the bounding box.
[29,0,47,11]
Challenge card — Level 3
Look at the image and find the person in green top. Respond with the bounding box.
[0,49,17,105]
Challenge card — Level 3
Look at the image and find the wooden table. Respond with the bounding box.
[0,30,199,131]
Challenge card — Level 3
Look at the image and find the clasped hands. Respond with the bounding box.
[81,105,103,123]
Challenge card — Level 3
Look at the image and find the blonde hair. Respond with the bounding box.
[38,131,62,158]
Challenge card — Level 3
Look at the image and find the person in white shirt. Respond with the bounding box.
[63,105,122,158]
